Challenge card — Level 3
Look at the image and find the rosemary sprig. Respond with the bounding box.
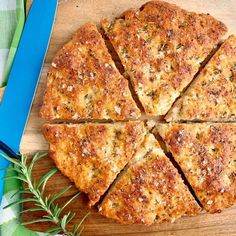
[1,152,89,236]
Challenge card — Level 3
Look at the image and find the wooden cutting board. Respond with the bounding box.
[19,0,236,235]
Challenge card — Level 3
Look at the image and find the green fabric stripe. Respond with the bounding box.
[2,190,21,222]
[0,11,17,48]
[0,219,19,236]
[16,0,25,9]
[0,0,25,87]
[4,164,21,194]
[11,7,24,48]
[1,47,16,85]
[2,166,21,224]
[12,224,39,236]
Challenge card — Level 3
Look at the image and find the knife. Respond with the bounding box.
[0,0,58,205]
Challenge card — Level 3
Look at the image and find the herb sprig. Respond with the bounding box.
[2,152,89,236]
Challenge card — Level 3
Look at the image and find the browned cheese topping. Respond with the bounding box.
[101,1,227,115]
[40,23,140,121]
[166,35,236,122]
[42,121,145,206]
[39,0,236,224]
[157,123,236,213]
[99,133,201,225]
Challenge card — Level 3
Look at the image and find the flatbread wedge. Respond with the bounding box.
[157,123,236,213]
[166,35,236,122]
[40,23,140,121]
[99,133,201,225]
[42,121,145,206]
[101,1,227,116]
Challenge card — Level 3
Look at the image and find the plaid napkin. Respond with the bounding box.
[0,1,44,235]
[0,0,25,87]
[0,166,41,236]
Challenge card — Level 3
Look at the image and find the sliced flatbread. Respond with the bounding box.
[157,123,236,213]
[40,23,140,121]
[166,35,236,122]
[42,121,145,206]
[101,1,227,115]
[99,133,201,225]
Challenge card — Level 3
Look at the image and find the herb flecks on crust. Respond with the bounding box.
[99,133,201,225]
[157,123,236,213]
[101,1,227,115]
[166,35,236,122]
[40,23,141,121]
[42,121,145,207]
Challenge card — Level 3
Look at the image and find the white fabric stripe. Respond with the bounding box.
[0,49,9,85]
[0,195,16,224]
[0,0,16,11]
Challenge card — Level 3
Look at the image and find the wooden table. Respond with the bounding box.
[19,0,236,235]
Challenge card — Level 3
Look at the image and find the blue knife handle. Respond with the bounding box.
[0,0,58,205]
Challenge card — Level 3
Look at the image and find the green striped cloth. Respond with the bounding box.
[0,166,43,236]
[0,1,53,235]
[0,0,25,87]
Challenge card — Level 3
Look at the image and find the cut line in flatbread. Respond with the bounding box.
[157,123,236,213]
[101,1,227,116]
[166,35,236,122]
[42,121,145,207]
[99,133,201,225]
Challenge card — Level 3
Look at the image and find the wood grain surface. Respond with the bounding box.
[16,0,236,235]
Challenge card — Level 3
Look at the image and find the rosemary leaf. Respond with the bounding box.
[61,213,70,231]
[0,153,22,166]
[21,154,28,166]
[10,165,23,174]
[1,152,89,235]
[3,198,37,209]
[74,212,90,234]
[48,185,72,208]
[27,152,47,176]
[19,207,43,214]
[53,203,61,218]
[10,188,31,199]
[66,212,76,224]
[48,229,63,235]
[3,175,28,183]
[56,192,81,217]
[22,218,52,225]
[37,167,58,193]
[78,226,85,236]
[72,224,79,235]
[46,227,63,234]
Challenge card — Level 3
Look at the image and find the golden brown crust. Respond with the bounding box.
[42,121,145,206]
[157,123,236,213]
[40,23,140,121]
[101,1,227,115]
[166,35,236,122]
[99,133,201,225]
